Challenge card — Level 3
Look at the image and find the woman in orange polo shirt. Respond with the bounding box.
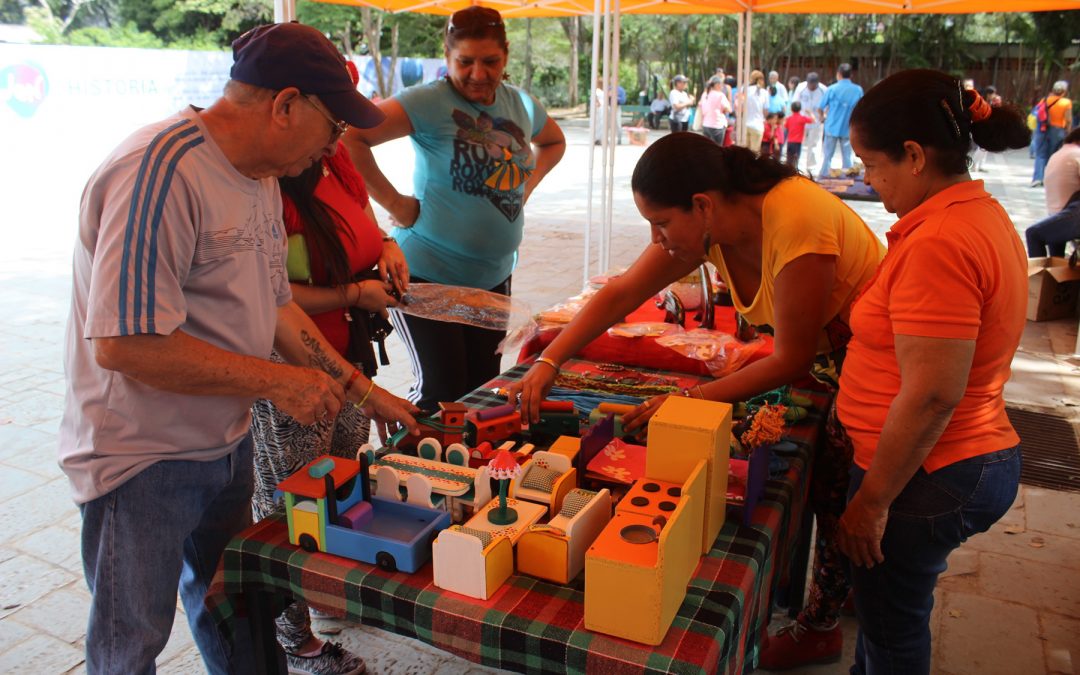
[837,69,1031,674]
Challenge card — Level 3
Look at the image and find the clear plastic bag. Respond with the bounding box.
[654,328,765,377]
[607,322,680,338]
[536,288,597,328]
[396,283,537,354]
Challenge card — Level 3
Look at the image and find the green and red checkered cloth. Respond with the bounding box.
[206,360,827,674]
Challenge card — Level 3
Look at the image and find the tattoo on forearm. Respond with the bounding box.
[300,330,344,380]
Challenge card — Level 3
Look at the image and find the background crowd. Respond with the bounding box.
[641,65,1076,183]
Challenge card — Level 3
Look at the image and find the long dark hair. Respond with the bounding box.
[631,132,797,209]
[849,69,1030,176]
[279,162,354,286]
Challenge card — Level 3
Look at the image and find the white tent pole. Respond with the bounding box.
[597,0,612,275]
[273,0,295,22]
[584,0,603,287]
[742,10,753,147]
[602,2,620,275]
[735,11,744,147]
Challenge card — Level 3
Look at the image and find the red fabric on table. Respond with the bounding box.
[520,302,773,376]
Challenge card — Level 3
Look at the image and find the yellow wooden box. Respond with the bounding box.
[547,435,581,462]
[583,460,707,645]
[645,396,731,554]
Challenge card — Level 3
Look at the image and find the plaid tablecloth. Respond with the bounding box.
[206,360,828,675]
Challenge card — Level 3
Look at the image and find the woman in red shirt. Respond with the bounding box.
[837,69,1030,674]
[250,139,414,675]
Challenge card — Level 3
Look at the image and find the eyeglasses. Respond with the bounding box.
[303,95,349,144]
[447,10,504,34]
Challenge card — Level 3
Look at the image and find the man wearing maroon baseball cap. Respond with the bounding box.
[63,21,417,675]
[230,21,384,130]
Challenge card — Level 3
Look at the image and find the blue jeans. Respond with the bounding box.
[848,446,1021,675]
[1033,126,1067,182]
[818,134,852,178]
[1026,191,1080,257]
[80,435,269,674]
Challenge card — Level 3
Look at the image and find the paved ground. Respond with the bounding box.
[1,120,1078,673]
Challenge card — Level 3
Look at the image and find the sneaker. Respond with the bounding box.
[758,619,842,670]
[1031,180,1044,187]
[287,641,366,675]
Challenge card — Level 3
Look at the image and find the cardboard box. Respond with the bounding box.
[1028,257,1080,321]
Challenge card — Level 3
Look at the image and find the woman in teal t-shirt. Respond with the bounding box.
[344,6,565,411]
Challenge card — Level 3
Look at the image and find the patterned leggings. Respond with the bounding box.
[250,365,371,653]
[799,397,855,628]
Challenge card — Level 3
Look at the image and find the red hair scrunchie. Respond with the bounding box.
[968,91,992,123]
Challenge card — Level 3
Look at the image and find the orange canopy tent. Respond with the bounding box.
[303,0,1078,18]
[282,0,1078,277]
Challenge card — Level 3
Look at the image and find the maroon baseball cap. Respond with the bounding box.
[230,22,384,129]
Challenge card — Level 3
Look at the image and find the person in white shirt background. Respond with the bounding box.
[795,72,828,174]
[668,74,696,132]
[740,69,769,152]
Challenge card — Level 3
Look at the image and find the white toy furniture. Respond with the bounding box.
[444,443,470,466]
[509,450,578,517]
[448,464,492,523]
[373,465,402,501]
[432,497,546,600]
[417,437,442,462]
[405,472,445,510]
[517,488,612,584]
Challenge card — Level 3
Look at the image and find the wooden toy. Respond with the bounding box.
[432,496,546,600]
[278,454,451,573]
[370,453,477,497]
[528,400,580,440]
[726,448,769,526]
[517,488,612,584]
[645,396,732,554]
[417,437,442,462]
[576,414,647,487]
[467,439,536,469]
[444,443,469,466]
[438,402,468,445]
[465,405,521,446]
[584,460,708,645]
[447,464,493,523]
[510,450,579,518]
[405,472,445,510]
[587,401,637,437]
[547,435,581,462]
[487,450,522,525]
[373,464,402,501]
[431,526,515,600]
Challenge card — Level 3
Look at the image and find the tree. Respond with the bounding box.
[559,16,580,107]
[1,0,29,24]
[1030,10,1080,94]
[360,6,398,99]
